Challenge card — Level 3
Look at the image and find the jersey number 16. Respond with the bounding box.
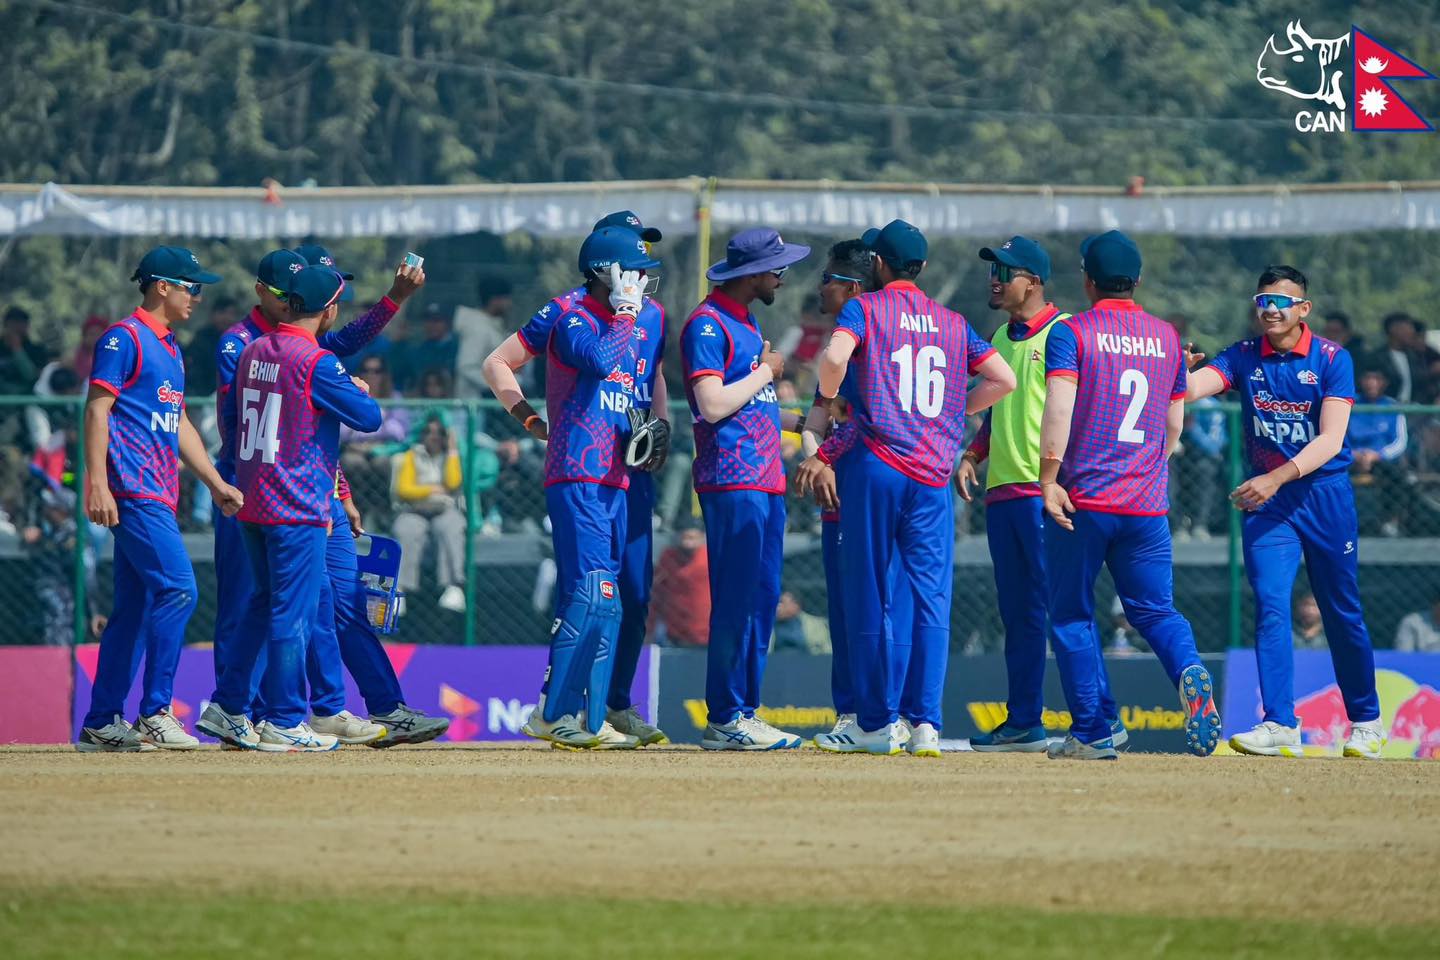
[890,344,947,418]
[239,388,283,464]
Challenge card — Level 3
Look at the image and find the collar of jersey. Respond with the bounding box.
[248,305,278,333]
[1091,298,1143,312]
[1261,323,1313,358]
[1010,302,1061,340]
[131,307,173,340]
[276,322,318,343]
[706,289,752,325]
[579,293,619,324]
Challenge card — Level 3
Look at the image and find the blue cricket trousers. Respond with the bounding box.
[211,460,252,677]
[1242,474,1379,727]
[83,498,198,729]
[699,489,784,725]
[609,471,654,712]
[213,522,327,729]
[838,448,952,734]
[1045,510,1201,744]
[987,496,1052,731]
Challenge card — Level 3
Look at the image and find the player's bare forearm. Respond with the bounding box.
[652,367,669,421]
[1040,377,1078,464]
[780,409,802,432]
[483,335,534,411]
[83,391,114,494]
[692,369,772,422]
[1185,366,1226,402]
[965,355,1017,415]
[1165,399,1185,458]
[817,333,856,399]
[800,402,831,458]
[1287,397,1350,478]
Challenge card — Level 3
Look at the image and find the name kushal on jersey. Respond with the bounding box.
[1095,332,1167,357]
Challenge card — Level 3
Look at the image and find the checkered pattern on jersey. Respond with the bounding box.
[680,297,784,494]
[543,299,638,488]
[91,315,185,507]
[1207,329,1355,480]
[521,286,666,412]
[835,283,994,487]
[1051,303,1186,515]
[235,333,340,526]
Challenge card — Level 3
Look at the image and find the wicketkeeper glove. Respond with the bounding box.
[608,262,646,318]
[625,406,671,473]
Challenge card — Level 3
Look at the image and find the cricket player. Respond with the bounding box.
[484,211,670,746]
[520,226,657,750]
[1185,265,1383,759]
[682,228,810,751]
[211,247,430,745]
[197,266,382,751]
[78,246,245,752]
[958,237,1129,753]
[811,220,1016,756]
[1039,230,1221,760]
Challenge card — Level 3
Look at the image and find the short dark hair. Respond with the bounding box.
[3,306,30,325]
[827,239,876,290]
[478,276,513,303]
[1258,264,1308,292]
[891,260,924,282]
[1325,311,1352,331]
[1383,312,1419,334]
[1094,277,1135,295]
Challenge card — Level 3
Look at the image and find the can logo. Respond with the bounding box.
[600,580,615,600]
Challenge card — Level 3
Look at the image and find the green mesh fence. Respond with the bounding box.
[0,396,1435,654]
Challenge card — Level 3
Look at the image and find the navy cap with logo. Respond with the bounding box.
[256,249,309,294]
[979,235,1051,283]
[861,219,928,268]
[286,265,348,315]
[1081,230,1143,286]
[131,246,221,285]
[706,228,811,282]
[578,226,662,278]
[593,210,662,243]
[293,244,355,281]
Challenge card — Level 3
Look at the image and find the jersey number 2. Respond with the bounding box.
[890,344,947,418]
[1117,369,1148,444]
[239,388,282,464]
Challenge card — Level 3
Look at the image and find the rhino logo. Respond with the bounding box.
[1257,21,1350,111]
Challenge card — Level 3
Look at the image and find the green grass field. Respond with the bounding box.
[3,891,1434,960]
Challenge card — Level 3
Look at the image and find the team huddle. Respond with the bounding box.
[75,213,1387,760]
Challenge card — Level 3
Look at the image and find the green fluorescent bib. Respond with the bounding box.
[986,313,1068,490]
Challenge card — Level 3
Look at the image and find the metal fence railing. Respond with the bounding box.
[0,396,1436,655]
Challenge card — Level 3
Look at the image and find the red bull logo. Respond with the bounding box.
[156,381,183,407]
[1294,684,1348,746]
[1392,685,1440,759]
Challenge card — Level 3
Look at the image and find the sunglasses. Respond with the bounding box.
[770,266,789,280]
[822,272,864,286]
[1253,293,1310,311]
[989,263,1034,283]
[262,283,288,300]
[153,276,203,296]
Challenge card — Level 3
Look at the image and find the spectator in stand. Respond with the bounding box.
[340,355,412,518]
[1349,367,1409,536]
[409,304,459,387]
[771,591,831,654]
[1291,592,1327,650]
[649,518,710,647]
[1323,311,1368,368]
[1377,313,1440,404]
[0,306,52,398]
[23,485,103,645]
[1395,593,1440,652]
[492,436,546,533]
[72,316,108,382]
[411,367,458,438]
[454,278,513,400]
[391,415,467,613]
[182,296,237,397]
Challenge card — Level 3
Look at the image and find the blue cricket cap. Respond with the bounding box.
[979,235,1051,283]
[593,210,662,243]
[578,226,662,278]
[862,219,928,268]
[1081,230,1143,286]
[256,249,308,293]
[131,246,221,285]
[286,266,348,315]
[293,243,355,301]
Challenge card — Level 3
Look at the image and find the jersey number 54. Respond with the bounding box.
[239,388,283,464]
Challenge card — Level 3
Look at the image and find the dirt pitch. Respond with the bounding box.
[2,744,1437,926]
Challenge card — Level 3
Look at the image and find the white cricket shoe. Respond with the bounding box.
[368,704,450,747]
[134,708,199,750]
[437,585,466,612]
[1229,720,1303,758]
[195,702,260,750]
[1343,719,1386,759]
[1046,735,1118,761]
[585,720,641,751]
[699,715,800,751]
[522,698,600,749]
[606,705,668,746]
[309,710,386,745]
[828,713,857,737]
[814,720,904,755]
[255,721,340,753]
[905,722,941,758]
[76,715,156,753]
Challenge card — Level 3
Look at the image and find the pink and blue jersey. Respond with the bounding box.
[543,294,639,488]
[234,325,382,526]
[828,280,994,487]
[1205,324,1353,480]
[681,290,784,495]
[522,285,666,412]
[89,308,186,509]
[1045,300,1186,515]
[216,299,396,467]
